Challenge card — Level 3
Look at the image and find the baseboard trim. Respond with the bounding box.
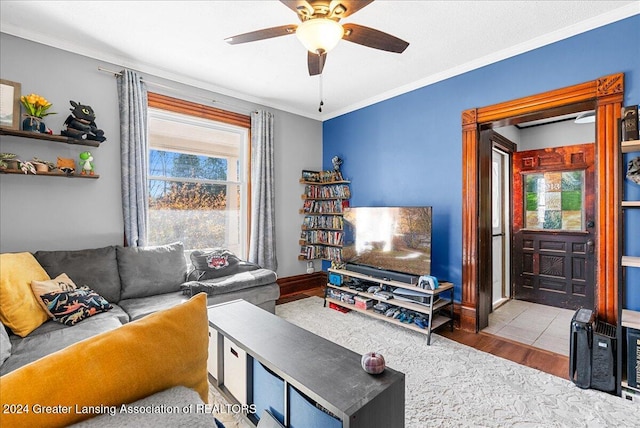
[460,304,477,333]
[278,272,327,297]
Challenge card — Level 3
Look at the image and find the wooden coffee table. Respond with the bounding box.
[207,299,405,428]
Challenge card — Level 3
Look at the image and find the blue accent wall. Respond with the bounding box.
[323,15,640,308]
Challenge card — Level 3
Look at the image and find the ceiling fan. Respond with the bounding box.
[224,0,410,76]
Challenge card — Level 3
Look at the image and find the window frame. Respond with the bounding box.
[147,92,252,257]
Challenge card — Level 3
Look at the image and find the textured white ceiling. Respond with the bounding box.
[1,1,638,120]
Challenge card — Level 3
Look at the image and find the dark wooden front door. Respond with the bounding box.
[512,144,595,310]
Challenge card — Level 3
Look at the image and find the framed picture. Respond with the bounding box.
[0,79,22,130]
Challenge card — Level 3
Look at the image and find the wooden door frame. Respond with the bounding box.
[461,73,623,332]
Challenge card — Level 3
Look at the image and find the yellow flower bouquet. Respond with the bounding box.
[21,93,56,118]
[20,93,56,132]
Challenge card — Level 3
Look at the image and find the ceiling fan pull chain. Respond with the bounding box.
[318,66,324,113]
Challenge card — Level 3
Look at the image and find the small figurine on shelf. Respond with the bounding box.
[331,260,346,270]
[78,151,95,176]
[331,156,344,181]
[332,156,343,172]
[627,156,640,185]
[61,101,106,143]
[57,157,76,175]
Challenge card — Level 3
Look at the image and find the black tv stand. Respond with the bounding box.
[345,263,418,285]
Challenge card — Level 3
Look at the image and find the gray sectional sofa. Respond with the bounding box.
[1,242,279,376]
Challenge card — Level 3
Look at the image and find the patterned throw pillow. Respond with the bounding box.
[31,273,77,293]
[39,287,112,326]
[31,273,78,317]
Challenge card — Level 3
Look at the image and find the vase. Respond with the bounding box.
[22,117,46,133]
[33,162,49,173]
[5,160,19,170]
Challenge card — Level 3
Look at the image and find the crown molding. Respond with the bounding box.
[0,26,322,121]
[322,3,639,120]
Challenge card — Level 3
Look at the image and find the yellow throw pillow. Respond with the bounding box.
[0,293,209,428]
[31,273,78,316]
[0,252,50,337]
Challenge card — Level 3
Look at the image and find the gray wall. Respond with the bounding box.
[0,33,321,278]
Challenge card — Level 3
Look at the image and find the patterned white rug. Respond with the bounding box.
[212,297,638,427]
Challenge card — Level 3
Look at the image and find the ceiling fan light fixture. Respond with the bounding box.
[296,18,344,54]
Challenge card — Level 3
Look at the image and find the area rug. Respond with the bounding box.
[211,297,637,427]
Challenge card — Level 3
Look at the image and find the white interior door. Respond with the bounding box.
[492,149,511,309]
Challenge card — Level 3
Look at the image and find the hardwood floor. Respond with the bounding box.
[277,286,569,380]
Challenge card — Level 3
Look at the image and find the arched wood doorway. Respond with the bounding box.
[461,73,624,332]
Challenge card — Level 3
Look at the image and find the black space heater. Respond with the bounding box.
[569,308,617,393]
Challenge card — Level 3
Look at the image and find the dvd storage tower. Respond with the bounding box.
[298,169,350,263]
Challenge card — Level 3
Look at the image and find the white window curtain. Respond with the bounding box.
[117,69,149,247]
[248,110,277,270]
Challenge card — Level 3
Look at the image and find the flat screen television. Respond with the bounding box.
[342,206,432,278]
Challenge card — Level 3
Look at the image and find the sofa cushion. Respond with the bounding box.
[204,283,280,313]
[34,246,121,303]
[0,252,51,337]
[117,242,187,300]
[118,292,189,321]
[0,325,11,366]
[40,287,112,326]
[0,316,122,376]
[22,305,128,338]
[181,268,277,296]
[0,293,209,427]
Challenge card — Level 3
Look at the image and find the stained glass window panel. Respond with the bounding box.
[524,170,584,231]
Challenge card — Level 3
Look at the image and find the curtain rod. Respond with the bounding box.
[98,66,256,114]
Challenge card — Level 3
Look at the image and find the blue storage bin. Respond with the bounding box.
[252,359,285,425]
[288,385,342,428]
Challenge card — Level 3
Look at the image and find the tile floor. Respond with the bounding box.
[483,299,576,356]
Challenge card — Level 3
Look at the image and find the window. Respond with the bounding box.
[147,94,250,256]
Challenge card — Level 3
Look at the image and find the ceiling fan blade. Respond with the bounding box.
[308,51,327,76]
[224,25,297,45]
[329,0,375,19]
[280,1,313,20]
[342,23,409,53]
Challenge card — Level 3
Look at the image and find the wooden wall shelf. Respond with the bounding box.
[0,169,99,179]
[621,139,640,153]
[621,256,640,268]
[0,127,101,147]
[299,180,350,185]
[622,309,640,330]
